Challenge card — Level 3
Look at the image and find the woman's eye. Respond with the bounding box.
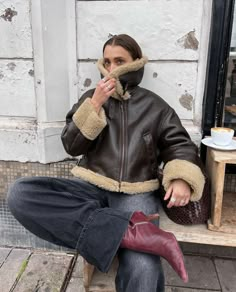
[104,60,110,67]
[117,60,124,65]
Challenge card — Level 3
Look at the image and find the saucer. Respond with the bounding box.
[201,137,236,151]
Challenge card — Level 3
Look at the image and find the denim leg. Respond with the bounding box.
[7,177,131,272]
[77,207,131,272]
[108,191,165,292]
[116,250,165,292]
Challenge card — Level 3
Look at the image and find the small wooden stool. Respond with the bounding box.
[206,147,236,233]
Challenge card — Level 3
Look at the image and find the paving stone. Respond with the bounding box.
[13,252,73,292]
[0,248,31,292]
[214,258,236,292]
[0,247,11,267]
[70,255,83,278]
[162,255,221,290]
[66,277,85,292]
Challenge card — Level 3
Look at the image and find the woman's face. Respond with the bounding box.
[103,45,133,73]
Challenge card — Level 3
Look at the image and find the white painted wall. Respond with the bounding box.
[0,0,212,163]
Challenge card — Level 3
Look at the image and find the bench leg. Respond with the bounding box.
[83,259,95,292]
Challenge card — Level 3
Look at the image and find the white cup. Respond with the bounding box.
[211,127,234,146]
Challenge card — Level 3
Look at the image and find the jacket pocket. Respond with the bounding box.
[143,132,158,177]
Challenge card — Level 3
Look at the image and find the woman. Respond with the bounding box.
[8,34,205,292]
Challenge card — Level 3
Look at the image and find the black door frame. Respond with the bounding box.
[202,0,235,136]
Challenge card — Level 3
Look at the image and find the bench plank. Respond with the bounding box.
[159,206,236,246]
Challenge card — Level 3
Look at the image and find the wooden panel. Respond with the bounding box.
[13,252,73,292]
[211,148,236,163]
[0,248,31,292]
[0,0,32,58]
[211,162,225,227]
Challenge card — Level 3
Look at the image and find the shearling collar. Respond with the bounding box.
[97,56,148,100]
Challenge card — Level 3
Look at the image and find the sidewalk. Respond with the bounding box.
[0,246,236,292]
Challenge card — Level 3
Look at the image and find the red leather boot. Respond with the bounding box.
[120,211,188,283]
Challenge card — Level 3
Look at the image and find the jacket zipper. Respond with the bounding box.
[119,102,126,186]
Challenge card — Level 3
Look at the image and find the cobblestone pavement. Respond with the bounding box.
[0,246,236,292]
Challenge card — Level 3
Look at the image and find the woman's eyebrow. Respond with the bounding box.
[114,57,125,60]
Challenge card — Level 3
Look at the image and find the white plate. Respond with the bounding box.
[201,137,236,151]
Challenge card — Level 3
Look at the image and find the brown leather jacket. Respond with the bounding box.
[61,57,205,200]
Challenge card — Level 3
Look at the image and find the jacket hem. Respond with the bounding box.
[71,166,159,194]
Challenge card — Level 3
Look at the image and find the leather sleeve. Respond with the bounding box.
[158,106,205,201]
[158,106,201,166]
[61,89,107,157]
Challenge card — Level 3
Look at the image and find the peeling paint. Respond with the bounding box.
[177,30,199,50]
[0,8,17,22]
[83,78,92,87]
[179,92,193,111]
[7,62,16,71]
[28,69,34,77]
[153,72,158,78]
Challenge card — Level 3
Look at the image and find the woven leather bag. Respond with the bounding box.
[159,177,211,225]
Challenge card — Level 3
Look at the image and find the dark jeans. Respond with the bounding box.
[7,177,165,292]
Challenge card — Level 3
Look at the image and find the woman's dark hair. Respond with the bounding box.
[103,34,142,60]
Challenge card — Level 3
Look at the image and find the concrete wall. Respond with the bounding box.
[0,0,212,163]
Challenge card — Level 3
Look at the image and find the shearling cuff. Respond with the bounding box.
[72,98,107,140]
[162,159,205,201]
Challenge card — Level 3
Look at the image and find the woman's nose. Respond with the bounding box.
[109,63,117,72]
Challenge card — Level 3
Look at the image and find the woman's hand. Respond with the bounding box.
[164,179,191,208]
[90,77,116,113]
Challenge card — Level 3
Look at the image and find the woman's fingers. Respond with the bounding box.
[91,78,116,111]
[101,77,116,92]
[164,185,173,201]
[165,179,191,208]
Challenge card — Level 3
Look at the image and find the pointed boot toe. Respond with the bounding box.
[121,211,188,282]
